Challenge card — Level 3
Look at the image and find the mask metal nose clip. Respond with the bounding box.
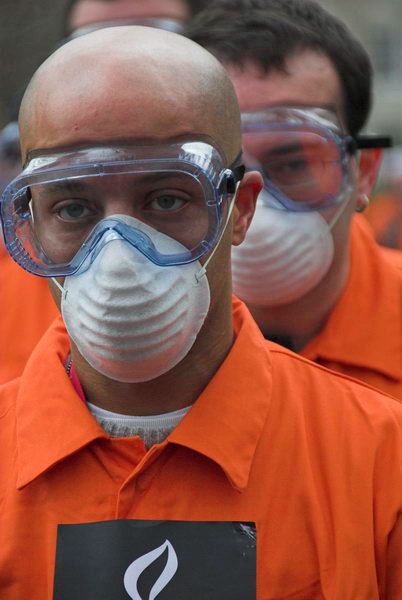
[89,228,122,264]
[100,215,158,261]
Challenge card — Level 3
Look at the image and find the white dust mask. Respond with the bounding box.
[231,190,347,307]
[58,215,210,382]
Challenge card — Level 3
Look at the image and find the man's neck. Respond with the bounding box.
[248,252,350,353]
[70,291,234,416]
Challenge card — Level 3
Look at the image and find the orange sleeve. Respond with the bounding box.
[0,251,59,383]
[385,512,402,598]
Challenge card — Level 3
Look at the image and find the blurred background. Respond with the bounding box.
[0,0,66,125]
[0,0,401,136]
[0,0,401,246]
[320,0,402,143]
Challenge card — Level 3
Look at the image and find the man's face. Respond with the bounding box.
[69,0,190,33]
[18,26,261,314]
[227,50,343,115]
[226,49,361,271]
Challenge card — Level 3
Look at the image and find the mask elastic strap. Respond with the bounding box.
[195,182,240,283]
[52,277,66,299]
[326,188,352,234]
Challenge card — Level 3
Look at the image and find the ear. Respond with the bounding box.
[355,148,383,211]
[232,170,263,246]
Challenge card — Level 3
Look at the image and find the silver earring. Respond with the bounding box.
[356,194,369,213]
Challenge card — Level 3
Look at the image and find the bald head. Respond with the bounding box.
[20,26,240,164]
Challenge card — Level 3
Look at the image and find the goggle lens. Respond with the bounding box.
[1,141,243,276]
[242,128,346,210]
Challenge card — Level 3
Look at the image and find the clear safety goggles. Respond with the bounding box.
[0,139,244,277]
[241,107,391,212]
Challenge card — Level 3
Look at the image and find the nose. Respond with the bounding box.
[102,200,139,220]
[92,218,154,259]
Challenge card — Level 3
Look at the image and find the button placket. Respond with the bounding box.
[114,444,167,518]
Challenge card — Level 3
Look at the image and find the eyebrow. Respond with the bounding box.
[246,142,305,163]
[38,180,89,194]
[262,142,303,157]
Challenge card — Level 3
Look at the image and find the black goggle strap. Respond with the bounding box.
[355,135,393,150]
[347,134,393,156]
[222,151,245,195]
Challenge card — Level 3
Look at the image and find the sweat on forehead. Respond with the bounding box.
[20,26,240,163]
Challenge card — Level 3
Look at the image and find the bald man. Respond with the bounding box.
[0,0,213,385]
[0,27,401,599]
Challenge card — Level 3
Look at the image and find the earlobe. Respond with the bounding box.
[232,171,263,246]
[355,194,369,213]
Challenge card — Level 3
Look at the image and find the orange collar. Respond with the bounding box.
[15,301,272,490]
[302,215,402,381]
[15,319,107,489]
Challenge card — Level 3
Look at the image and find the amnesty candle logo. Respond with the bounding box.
[124,540,178,599]
[53,520,256,599]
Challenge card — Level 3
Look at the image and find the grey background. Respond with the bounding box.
[319,0,402,142]
[0,1,67,123]
[1,0,401,139]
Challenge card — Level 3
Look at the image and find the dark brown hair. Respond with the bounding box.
[186,0,373,135]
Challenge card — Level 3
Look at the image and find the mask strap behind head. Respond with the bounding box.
[195,180,241,283]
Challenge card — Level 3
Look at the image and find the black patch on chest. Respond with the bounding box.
[53,520,256,599]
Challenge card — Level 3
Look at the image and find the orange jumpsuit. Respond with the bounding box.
[301,214,402,399]
[0,302,401,599]
[364,190,402,250]
[0,248,59,383]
